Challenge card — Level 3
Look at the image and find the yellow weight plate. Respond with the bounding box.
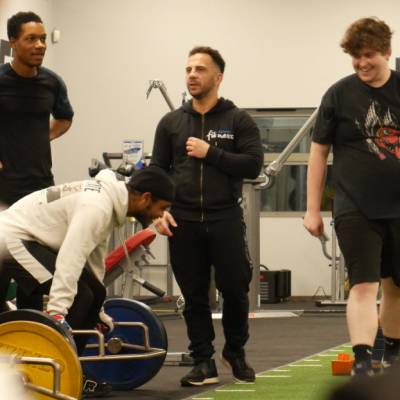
[0,321,82,399]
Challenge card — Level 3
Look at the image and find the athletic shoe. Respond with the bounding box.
[82,376,112,398]
[221,348,255,382]
[381,355,399,370]
[351,361,374,377]
[180,359,219,387]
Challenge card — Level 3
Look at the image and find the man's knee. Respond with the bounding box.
[350,281,379,300]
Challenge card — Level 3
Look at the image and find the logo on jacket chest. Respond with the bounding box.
[206,129,234,142]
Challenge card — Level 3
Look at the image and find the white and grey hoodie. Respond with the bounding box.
[0,170,128,315]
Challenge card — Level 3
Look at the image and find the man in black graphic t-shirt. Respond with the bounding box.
[304,17,400,376]
[313,79,400,219]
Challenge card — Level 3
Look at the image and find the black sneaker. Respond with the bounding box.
[382,354,399,370]
[351,361,374,377]
[82,376,112,398]
[180,359,219,387]
[221,348,255,382]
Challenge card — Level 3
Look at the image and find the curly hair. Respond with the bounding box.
[340,17,393,56]
[189,46,225,73]
[7,11,42,40]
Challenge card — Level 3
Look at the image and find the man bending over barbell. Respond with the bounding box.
[0,166,174,397]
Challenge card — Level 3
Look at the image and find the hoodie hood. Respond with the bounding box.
[182,97,236,115]
[95,169,128,226]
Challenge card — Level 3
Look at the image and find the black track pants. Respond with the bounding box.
[169,217,252,361]
[1,241,105,355]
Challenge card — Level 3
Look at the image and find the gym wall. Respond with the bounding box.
[50,0,400,185]
[1,0,399,296]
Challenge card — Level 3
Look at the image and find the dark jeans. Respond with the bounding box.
[1,241,105,355]
[169,217,252,361]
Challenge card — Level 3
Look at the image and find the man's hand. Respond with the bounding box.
[49,118,72,141]
[186,137,210,159]
[303,210,325,237]
[153,211,177,237]
[97,309,114,333]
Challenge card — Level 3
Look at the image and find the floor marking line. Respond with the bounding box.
[265,369,291,372]
[320,354,339,357]
[216,389,256,392]
[253,341,350,379]
[290,364,323,367]
[183,342,352,400]
[304,359,320,362]
[257,375,291,378]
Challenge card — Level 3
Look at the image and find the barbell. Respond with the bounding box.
[0,298,168,399]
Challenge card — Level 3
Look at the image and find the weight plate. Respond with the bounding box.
[0,309,77,352]
[0,320,82,399]
[82,298,167,390]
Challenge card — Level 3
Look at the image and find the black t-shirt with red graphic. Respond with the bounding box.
[313,70,400,219]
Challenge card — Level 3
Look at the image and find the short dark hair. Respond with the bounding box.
[340,17,392,56]
[126,166,175,202]
[189,46,225,73]
[7,11,43,40]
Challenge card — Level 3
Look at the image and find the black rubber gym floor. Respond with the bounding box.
[103,302,348,400]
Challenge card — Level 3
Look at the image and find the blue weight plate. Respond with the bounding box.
[82,298,168,390]
[0,309,77,352]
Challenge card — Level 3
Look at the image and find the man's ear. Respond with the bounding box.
[9,38,16,49]
[216,72,223,86]
[140,192,152,204]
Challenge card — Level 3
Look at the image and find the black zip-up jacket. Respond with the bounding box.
[151,98,263,221]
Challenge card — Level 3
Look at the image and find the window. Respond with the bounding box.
[245,108,332,214]
[260,165,334,213]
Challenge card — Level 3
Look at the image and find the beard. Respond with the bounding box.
[133,211,152,229]
[188,82,214,100]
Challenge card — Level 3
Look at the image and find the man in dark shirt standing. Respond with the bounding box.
[0,11,74,208]
[0,11,74,310]
[304,17,400,376]
[152,46,263,386]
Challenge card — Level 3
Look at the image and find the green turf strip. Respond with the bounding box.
[191,344,352,400]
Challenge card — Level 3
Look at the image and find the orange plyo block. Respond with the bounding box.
[331,353,354,375]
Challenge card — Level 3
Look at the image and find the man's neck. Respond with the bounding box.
[192,95,219,115]
[10,60,38,78]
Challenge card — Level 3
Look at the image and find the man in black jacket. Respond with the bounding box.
[152,46,263,386]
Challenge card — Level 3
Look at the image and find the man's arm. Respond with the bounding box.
[46,205,108,316]
[150,115,172,171]
[49,118,72,141]
[191,112,263,179]
[50,73,74,141]
[303,142,331,237]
